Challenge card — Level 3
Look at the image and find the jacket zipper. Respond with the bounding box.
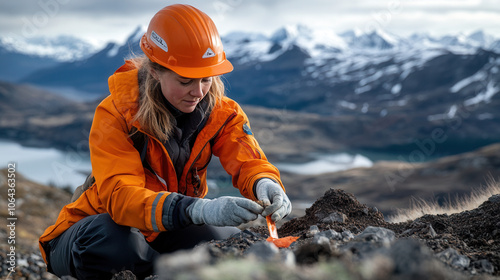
[184,112,237,196]
[133,126,175,190]
[236,138,261,159]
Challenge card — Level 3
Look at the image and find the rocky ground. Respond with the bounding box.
[0,169,71,279]
[184,189,500,280]
[1,186,498,279]
[281,143,500,218]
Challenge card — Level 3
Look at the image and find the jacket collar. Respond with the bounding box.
[107,60,142,129]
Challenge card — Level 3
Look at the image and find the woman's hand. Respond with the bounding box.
[187,196,263,227]
[256,179,292,222]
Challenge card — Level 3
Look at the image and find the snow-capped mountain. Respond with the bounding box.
[9,25,500,116]
[221,25,499,110]
[2,25,500,153]
[0,34,98,62]
[18,26,145,96]
[221,26,500,153]
[0,34,99,83]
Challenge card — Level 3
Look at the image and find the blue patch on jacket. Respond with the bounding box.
[243,123,253,135]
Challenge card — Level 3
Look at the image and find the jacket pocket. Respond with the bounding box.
[237,137,262,159]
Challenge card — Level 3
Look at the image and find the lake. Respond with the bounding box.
[0,140,91,189]
[0,140,377,191]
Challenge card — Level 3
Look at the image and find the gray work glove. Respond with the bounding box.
[255,178,292,222]
[187,196,264,227]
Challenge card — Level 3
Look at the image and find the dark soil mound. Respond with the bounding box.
[209,189,389,257]
[389,194,500,276]
[279,188,387,237]
[210,189,500,277]
[166,188,500,280]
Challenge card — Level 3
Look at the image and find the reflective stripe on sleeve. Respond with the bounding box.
[151,192,166,232]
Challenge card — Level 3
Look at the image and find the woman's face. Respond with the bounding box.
[154,69,213,113]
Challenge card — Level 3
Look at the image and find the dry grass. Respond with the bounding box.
[389,180,500,223]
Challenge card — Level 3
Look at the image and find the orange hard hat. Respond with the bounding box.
[140,4,233,78]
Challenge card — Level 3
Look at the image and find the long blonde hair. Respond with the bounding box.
[130,56,225,142]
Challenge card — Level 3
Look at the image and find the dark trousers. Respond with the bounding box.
[47,213,239,279]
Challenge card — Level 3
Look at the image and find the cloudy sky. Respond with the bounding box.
[1,0,499,46]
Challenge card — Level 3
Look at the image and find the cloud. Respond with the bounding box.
[1,0,499,44]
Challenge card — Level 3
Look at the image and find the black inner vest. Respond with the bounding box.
[161,95,209,180]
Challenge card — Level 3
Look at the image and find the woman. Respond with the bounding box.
[39,4,291,279]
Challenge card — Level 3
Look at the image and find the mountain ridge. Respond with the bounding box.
[3,26,498,63]
[2,25,500,154]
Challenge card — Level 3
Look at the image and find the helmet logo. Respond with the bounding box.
[150,31,168,53]
[202,47,215,58]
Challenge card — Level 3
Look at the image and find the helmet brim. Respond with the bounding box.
[159,58,234,78]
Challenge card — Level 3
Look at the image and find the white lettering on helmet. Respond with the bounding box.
[151,31,168,53]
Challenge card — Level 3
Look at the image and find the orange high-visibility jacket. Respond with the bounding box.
[39,61,284,263]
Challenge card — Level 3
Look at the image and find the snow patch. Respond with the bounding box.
[477,113,494,120]
[275,153,373,175]
[361,103,369,113]
[339,100,357,110]
[391,84,402,94]
[387,99,408,106]
[450,71,488,93]
[447,105,458,118]
[355,85,372,95]
[464,82,499,106]
[427,105,459,121]
[107,43,121,57]
[359,70,384,86]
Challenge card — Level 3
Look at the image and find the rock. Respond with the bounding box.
[359,253,395,280]
[155,245,211,279]
[354,226,395,244]
[387,239,467,280]
[488,194,500,203]
[294,240,335,265]
[245,241,280,261]
[307,225,320,237]
[111,270,136,280]
[319,212,348,223]
[314,229,342,241]
[342,227,396,257]
[342,230,355,241]
[427,223,437,238]
[341,239,383,257]
[436,248,470,269]
[471,259,495,274]
[235,229,261,239]
[388,239,436,275]
[279,250,296,268]
[312,235,330,246]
